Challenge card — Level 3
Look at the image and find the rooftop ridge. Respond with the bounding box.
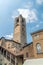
[31,29,43,35]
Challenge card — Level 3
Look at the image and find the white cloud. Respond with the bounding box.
[5,33,13,40]
[12,15,15,19]
[36,0,43,5]
[24,2,33,9]
[18,9,38,23]
[18,9,29,19]
[36,24,39,27]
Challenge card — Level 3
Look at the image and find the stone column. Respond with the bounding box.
[3,50,4,56]
[2,49,4,64]
[15,57,17,65]
[1,48,2,54]
[6,51,7,59]
[0,48,1,54]
[10,54,12,64]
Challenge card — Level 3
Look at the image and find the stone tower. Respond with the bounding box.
[13,15,27,47]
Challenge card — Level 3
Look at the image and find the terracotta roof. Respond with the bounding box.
[0,37,21,45]
[22,42,33,48]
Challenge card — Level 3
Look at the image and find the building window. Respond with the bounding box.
[26,52,28,58]
[16,18,19,23]
[22,18,24,22]
[22,27,24,31]
[36,43,41,53]
[34,34,39,39]
[4,63,7,65]
[0,59,2,61]
[16,62,18,65]
[0,64,2,65]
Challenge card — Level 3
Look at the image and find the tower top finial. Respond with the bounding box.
[19,14,22,17]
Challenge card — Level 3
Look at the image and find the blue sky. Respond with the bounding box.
[0,0,43,43]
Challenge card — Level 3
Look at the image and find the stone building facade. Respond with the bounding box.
[31,30,43,58]
[0,15,43,65]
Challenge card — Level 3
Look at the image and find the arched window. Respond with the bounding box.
[36,43,41,53]
[16,18,19,23]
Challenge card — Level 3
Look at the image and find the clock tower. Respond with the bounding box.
[13,15,27,47]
